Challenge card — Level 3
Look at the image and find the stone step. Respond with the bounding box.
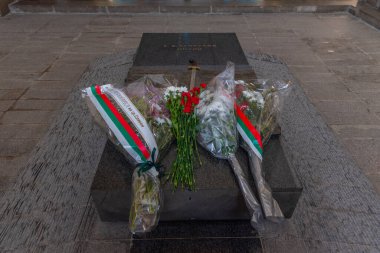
[366,0,378,8]
[8,0,355,14]
[366,0,380,8]
[356,2,380,28]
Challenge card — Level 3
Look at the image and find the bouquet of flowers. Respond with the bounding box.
[196,62,264,230]
[125,75,174,157]
[82,75,174,234]
[164,84,206,190]
[235,79,291,222]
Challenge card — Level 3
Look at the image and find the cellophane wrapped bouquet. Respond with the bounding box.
[196,62,264,230]
[235,79,291,222]
[82,75,174,234]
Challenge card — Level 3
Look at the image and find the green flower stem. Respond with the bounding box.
[166,92,199,190]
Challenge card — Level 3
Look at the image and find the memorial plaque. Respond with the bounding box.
[134,33,249,67]
[91,136,302,222]
[127,33,256,84]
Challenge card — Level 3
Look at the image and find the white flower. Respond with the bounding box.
[165,117,172,125]
[235,80,245,85]
[155,117,166,125]
[242,90,264,108]
[152,103,162,112]
[164,86,188,101]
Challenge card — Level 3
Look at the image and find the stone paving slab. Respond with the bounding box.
[0,89,26,100]
[13,99,65,111]
[0,124,49,139]
[0,110,55,124]
[0,139,38,157]
[331,124,380,138]
[0,100,14,112]
[30,80,74,89]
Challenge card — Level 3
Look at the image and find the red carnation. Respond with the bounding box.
[235,85,244,98]
[191,96,200,105]
[181,92,191,106]
[200,83,207,89]
[183,104,192,113]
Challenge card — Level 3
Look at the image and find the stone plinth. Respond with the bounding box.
[91,135,302,222]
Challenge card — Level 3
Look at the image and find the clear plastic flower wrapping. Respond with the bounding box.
[235,79,291,225]
[82,74,175,235]
[196,62,265,232]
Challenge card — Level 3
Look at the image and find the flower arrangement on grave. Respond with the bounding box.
[164,84,207,190]
[196,62,264,230]
[82,75,174,234]
[235,79,291,222]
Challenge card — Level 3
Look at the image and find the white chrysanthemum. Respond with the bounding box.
[235,80,245,85]
[152,103,162,112]
[164,86,188,101]
[155,117,166,125]
[242,90,264,108]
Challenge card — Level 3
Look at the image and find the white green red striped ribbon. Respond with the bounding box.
[234,103,263,160]
[86,85,157,164]
[101,84,158,161]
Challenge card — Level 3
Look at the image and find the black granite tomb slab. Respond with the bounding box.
[127,33,256,84]
[134,33,249,67]
[91,135,302,222]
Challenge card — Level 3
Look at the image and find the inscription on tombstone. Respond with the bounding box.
[127,33,256,84]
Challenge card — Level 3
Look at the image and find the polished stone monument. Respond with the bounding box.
[126,33,257,84]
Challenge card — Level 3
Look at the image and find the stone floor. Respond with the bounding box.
[8,0,357,14]
[0,12,379,252]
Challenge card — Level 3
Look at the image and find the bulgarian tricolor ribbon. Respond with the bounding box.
[234,103,263,160]
[86,85,159,173]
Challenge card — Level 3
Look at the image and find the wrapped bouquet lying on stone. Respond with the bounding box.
[235,79,291,222]
[82,75,174,234]
[196,62,265,231]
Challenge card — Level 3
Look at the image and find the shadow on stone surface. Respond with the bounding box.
[130,221,261,253]
[130,237,262,253]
